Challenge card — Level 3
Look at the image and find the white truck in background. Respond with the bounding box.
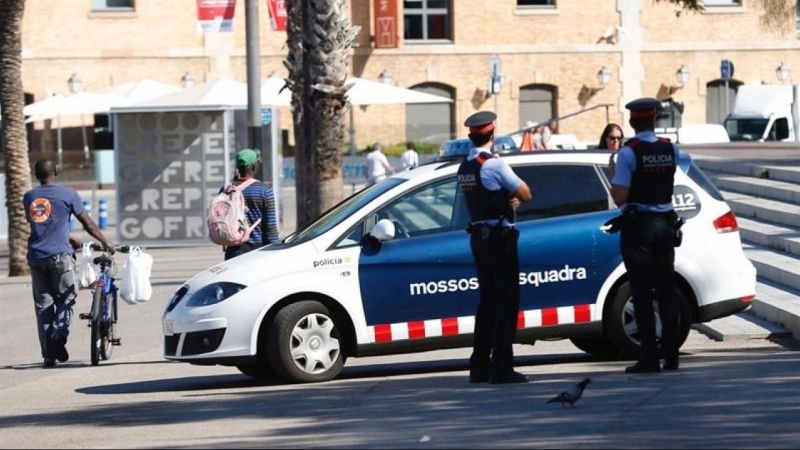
[723,83,800,142]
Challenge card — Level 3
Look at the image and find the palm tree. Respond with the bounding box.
[284,0,360,228]
[0,0,31,277]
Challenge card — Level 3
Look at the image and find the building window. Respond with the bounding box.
[91,0,134,10]
[703,0,742,6]
[519,84,557,128]
[517,0,556,7]
[403,0,452,41]
[406,83,455,144]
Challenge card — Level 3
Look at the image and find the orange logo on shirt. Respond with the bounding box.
[29,198,52,223]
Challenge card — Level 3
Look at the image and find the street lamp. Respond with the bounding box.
[67,73,83,93]
[675,65,690,86]
[776,62,791,84]
[181,71,196,89]
[378,69,393,85]
[596,66,612,87]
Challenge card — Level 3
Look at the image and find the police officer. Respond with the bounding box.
[609,98,685,374]
[457,111,533,384]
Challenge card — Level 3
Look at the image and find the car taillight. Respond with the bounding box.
[713,211,739,233]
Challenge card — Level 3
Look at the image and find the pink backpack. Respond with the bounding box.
[207,179,262,246]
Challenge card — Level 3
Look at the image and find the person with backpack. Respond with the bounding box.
[208,148,279,260]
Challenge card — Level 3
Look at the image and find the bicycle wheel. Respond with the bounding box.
[90,288,103,366]
[100,292,116,361]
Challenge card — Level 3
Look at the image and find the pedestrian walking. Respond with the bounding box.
[401,141,420,170]
[366,143,394,186]
[23,159,115,368]
[221,149,280,261]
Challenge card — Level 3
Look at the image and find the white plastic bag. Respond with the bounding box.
[120,247,153,305]
[78,243,97,290]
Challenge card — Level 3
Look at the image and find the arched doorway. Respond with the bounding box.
[519,84,558,127]
[706,79,742,124]
[406,83,455,144]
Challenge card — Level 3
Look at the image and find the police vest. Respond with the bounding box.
[457,153,514,223]
[627,138,676,206]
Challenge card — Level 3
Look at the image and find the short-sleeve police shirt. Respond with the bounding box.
[611,131,684,213]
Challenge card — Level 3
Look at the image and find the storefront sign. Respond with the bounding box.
[196,0,237,33]
[373,0,398,48]
[267,0,288,31]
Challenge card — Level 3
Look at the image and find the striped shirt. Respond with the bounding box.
[223,178,279,247]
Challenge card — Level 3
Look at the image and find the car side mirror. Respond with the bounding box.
[370,219,396,242]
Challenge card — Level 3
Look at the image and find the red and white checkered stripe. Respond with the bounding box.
[368,304,596,344]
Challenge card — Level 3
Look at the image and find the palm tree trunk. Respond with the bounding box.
[0,0,31,277]
[285,0,359,228]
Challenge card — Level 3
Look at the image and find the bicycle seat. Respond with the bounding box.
[93,255,113,266]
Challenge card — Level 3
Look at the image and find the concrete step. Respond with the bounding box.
[693,308,791,342]
[749,278,800,340]
[744,243,800,294]
[694,156,800,185]
[737,216,800,258]
[708,173,800,205]
[720,189,800,231]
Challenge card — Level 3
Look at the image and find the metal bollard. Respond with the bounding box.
[82,199,92,218]
[98,198,108,229]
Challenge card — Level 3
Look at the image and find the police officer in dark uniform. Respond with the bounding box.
[457,111,533,384]
[609,98,684,374]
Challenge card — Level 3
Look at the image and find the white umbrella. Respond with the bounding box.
[24,92,130,166]
[260,75,453,154]
[102,79,182,103]
[115,78,288,112]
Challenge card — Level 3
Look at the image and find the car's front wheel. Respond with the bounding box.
[236,362,273,380]
[606,282,692,358]
[267,300,345,383]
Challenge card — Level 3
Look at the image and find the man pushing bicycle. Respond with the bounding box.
[23,159,115,368]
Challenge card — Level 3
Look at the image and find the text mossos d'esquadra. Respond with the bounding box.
[409,265,588,296]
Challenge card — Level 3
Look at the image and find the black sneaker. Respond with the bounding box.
[490,371,529,384]
[51,336,69,363]
[43,358,56,368]
[625,361,661,374]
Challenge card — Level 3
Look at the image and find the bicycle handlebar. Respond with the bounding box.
[87,243,132,254]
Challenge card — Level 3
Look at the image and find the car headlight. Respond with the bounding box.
[185,282,246,308]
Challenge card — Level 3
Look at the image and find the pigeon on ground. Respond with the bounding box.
[546,378,592,408]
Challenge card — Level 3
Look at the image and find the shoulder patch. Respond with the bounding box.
[624,138,641,148]
[657,137,672,143]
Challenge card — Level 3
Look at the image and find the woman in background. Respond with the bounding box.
[597,123,624,151]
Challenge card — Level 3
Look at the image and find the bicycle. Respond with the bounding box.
[78,243,131,366]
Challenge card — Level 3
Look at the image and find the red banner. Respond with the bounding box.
[196,0,237,34]
[373,0,398,48]
[267,0,288,31]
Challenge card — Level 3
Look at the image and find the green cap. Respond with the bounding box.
[235,148,261,168]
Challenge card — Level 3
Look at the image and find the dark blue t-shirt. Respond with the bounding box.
[23,184,84,260]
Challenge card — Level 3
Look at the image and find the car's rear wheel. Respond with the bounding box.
[569,336,620,359]
[267,300,345,383]
[606,282,692,358]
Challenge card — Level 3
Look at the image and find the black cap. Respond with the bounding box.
[625,97,663,118]
[464,111,497,133]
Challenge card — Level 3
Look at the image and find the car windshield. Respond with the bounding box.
[284,178,406,245]
[724,117,768,141]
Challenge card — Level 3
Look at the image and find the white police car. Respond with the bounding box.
[163,147,756,383]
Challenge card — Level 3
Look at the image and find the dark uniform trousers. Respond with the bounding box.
[468,225,521,377]
[620,212,679,364]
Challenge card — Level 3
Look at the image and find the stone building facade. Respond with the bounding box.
[20,0,800,152]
